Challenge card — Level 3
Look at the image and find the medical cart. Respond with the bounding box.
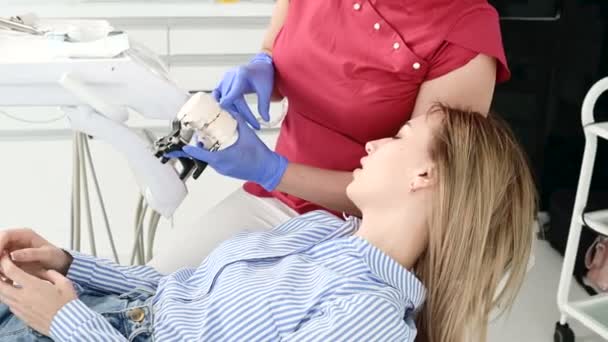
[555,76,608,342]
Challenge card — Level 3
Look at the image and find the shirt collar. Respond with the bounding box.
[347,218,426,311]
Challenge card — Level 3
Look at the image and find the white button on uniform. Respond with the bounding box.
[373,23,380,30]
[393,42,400,50]
[353,3,361,10]
[413,62,421,70]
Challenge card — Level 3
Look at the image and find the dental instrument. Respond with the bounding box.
[0,17,44,35]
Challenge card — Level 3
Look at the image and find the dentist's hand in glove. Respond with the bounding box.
[213,52,274,130]
[166,118,288,192]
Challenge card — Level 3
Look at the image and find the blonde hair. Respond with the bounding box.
[415,105,537,342]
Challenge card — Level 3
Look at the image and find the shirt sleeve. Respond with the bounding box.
[282,295,415,342]
[50,299,127,341]
[425,4,510,83]
[66,251,163,295]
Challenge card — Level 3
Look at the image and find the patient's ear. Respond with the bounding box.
[410,165,437,192]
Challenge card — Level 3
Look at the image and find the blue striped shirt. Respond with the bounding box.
[50,211,426,341]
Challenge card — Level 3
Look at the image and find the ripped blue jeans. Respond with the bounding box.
[0,287,155,341]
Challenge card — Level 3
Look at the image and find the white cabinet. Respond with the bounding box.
[169,24,266,56]
[166,18,268,93]
[107,18,169,56]
[169,65,228,91]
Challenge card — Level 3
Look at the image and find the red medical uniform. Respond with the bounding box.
[245,0,510,215]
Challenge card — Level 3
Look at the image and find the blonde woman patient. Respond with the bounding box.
[0,105,535,342]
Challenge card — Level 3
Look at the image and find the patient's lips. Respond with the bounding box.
[360,156,368,168]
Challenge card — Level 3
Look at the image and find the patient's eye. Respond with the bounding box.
[394,128,407,139]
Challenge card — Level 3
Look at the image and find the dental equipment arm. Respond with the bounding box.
[0,18,238,218]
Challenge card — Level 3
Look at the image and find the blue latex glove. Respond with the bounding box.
[166,118,288,191]
[212,53,274,130]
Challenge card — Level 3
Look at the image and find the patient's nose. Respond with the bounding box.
[365,138,390,154]
[365,141,376,155]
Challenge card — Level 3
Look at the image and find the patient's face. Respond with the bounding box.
[347,113,443,210]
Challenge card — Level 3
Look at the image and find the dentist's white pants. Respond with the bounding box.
[147,187,298,274]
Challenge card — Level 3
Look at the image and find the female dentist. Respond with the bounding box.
[149,0,511,272]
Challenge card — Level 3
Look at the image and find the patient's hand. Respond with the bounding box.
[0,253,77,336]
[0,229,72,276]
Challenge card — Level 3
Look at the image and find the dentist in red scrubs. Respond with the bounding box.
[150,0,510,272]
